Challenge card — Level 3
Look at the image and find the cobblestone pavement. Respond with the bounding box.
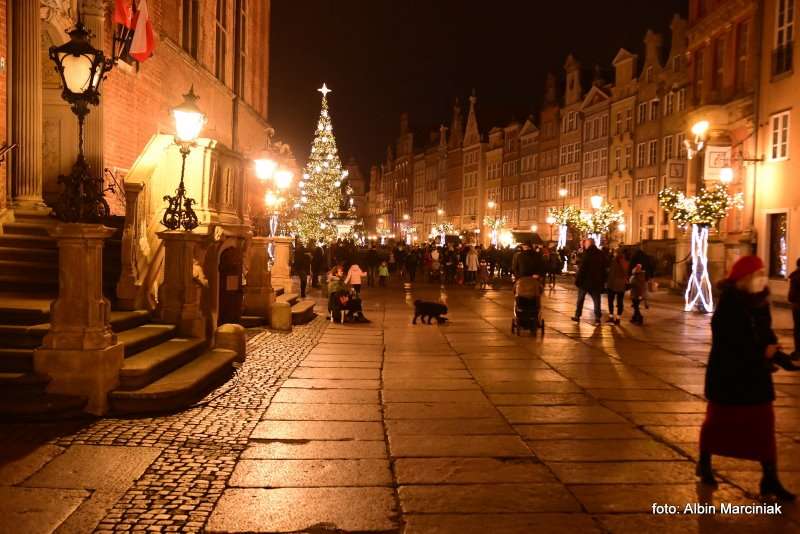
[2,279,800,533]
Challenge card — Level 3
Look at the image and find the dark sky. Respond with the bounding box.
[269,0,688,176]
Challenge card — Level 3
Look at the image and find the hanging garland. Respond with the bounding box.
[658,185,744,228]
[576,204,625,235]
[547,205,582,227]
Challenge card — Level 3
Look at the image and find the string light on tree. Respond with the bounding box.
[289,83,354,243]
[659,180,744,313]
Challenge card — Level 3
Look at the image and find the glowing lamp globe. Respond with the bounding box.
[558,188,568,198]
[591,195,603,209]
[275,169,293,189]
[487,200,496,209]
[264,191,279,207]
[172,87,206,143]
[618,222,627,233]
[531,224,538,233]
[691,120,710,139]
[437,208,444,216]
[403,213,410,221]
[546,215,556,225]
[254,158,277,180]
[48,21,108,107]
[719,167,734,184]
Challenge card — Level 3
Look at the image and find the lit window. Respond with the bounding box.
[769,111,790,160]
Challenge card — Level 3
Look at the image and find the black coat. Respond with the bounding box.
[705,284,776,405]
[574,245,607,291]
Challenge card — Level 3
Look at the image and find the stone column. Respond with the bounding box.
[243,236,274,320]
[34,224,124,415]
[116,182,144,309]
[80,0,105,179]
[269,236,293,293]
[157,231,208,338]
[10,0,45,209]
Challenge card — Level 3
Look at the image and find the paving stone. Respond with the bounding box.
[384,402,498,419]
[499,405,627,424]
[569,483,751,514]
[389,435,530,457]
[398,484,581,513]
[403,513,602,534]
[382,378,480,390]
[603,400,708,413]
[206,488,398,532]
[529,439,684,462]
[0,443,64,486]
[0,487,88,534]
[241,441,387,460]
[382,390,489,403]
[514,423,649,441]
[290,367,381,379]
[382,368,472,378]
[488,393,595,406]
[251,421,384,440]
[586,388,700,401]
[282,378,381,389]
[644,425,701,443]
[263,403,382,421]
[387,418,513,436]
[549,461,697,484]
[229,459,392,487]
[54,489,124,534]
[299,360,382,368]
[394,458,556,484]
[271,388,379,404]
[24,445,162,491]
[480,381,583,393]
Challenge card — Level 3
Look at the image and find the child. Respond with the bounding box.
[629,263,647,325]
[456,261,464,285]
[477,260,490,290]
[378,261,389,287]
[345,262,366,296]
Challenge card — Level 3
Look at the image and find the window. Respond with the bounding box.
[673,55,682,73]
[600,115,609,136]
[695,47,705,102]
[647,177,657,195]
[736,20,751,89]
[560,146,568,166]
[625,145,633,169]
[677,88,687,111]
[625,109,633,131]
[614,147,622,171]
[768,212,789,278]
[235,0,247,94]
[635,179,645,196]
[770,111,790,160]
[583,152,592,177]
[665,92,675,116]
[637,103,647,124]
[663,135,674,161]
[600,149,608,175]
[636,143,645,167]
[615,111,622,134]
[774,0,795,76]
[624,181,631,197]
[182,0,200,58]
[215,0,228,82]
[713,38,725,91]
[676,133,687,158]
[649,99,660,121]
[648,140,658,165]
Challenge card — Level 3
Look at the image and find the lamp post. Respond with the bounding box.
[254,129,294,242]
[48,20,115,222]
[161,87,206,232]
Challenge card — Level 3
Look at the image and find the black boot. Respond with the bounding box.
[760,462,796,501]
[696,452,717,487]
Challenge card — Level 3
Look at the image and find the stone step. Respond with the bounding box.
[275,287,285,297]
[240,315,268,328]
[276,292,300,306]
[0,323,49,348]
[0,392,87,421]
[0,259,58,278]
[109,348,238,414]
[110,310,151,332]
[2,221,54,237]
[0,371,49,394]
[0,348,34,372]
[0,302,51,325]
[0,234,57,250]
[117,324,177,357]
[0,275,58,293]
[291,300,316,325]
[119,337,206,390]
[0,246,58,263]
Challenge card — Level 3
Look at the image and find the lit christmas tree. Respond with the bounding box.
[290,83,353,244]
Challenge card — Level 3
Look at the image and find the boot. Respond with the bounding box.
[696,452,717,487]
[760,462,796,501]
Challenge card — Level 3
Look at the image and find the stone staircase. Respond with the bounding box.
[240,287,316,327]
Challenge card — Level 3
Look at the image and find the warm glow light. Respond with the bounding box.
[173,110,205,143]
[437,208,444,216]
[691,120,710,138]
[719,167,733,184]
[546,215,556,225]
[403,213,410,220]
[591,195,603,209]
[264,191,281,207]
[275,169,293,189]
[487,200,496,209]
[255,158,277,180]
[378,217,384,224]
[559,188,568,198]
[618,222,626,232]
[531,224,538,233]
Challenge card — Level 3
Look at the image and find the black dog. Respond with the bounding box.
[413,300,448,324]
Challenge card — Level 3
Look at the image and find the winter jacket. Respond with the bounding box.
[575,245,607,291]
[789,269,800,308]
[705,283,776,405]
[345,265,366,285]
[606,256,629,293]
[466,251,479,271]
[293,249,311,273]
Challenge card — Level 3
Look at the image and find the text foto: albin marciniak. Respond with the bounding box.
[652,502,783,515]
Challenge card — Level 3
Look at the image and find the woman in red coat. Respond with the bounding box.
[697,255,795,500]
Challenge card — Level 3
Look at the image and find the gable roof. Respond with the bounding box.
[581,85,611,110]
[612,48,636,66]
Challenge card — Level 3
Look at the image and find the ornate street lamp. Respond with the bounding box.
[48,20,115,222]
[162,87,206,231]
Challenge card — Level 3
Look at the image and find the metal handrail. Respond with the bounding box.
[0,143,17,164]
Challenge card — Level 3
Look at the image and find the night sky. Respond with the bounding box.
[269,0,688,178]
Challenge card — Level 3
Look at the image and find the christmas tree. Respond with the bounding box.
[291,83,353,244]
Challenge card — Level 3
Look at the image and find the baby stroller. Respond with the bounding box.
[511,296,545,336]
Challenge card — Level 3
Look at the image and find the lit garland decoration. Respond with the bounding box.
[575,204,625,247]
[484,215,507,247]
[289,84,354,244]
[548,205,581,271]
[659,184,744,313]
[376,226,393,245]
[433,222,455,246]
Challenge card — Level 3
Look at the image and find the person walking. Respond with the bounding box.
[629,263,647,324]
[366,246,379,288]
[378,261,389,287]
[789,258,800,357]
[571,238,607,326]
[697,255,795,501]
[606,249,629,325]
[466,246,479,284]
[311,243,325,288]
[293,244,312,298]
[404,248,419,283]
[344,262,366,297]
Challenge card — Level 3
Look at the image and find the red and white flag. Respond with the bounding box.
[113,0,134,28]
[130,0,155,62]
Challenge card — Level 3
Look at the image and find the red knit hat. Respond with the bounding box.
[727,255,764,282]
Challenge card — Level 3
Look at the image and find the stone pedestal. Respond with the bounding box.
[243,236,275,320]
[34,223,124,415]
[157,231,207,338]
[269,236,293,294]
